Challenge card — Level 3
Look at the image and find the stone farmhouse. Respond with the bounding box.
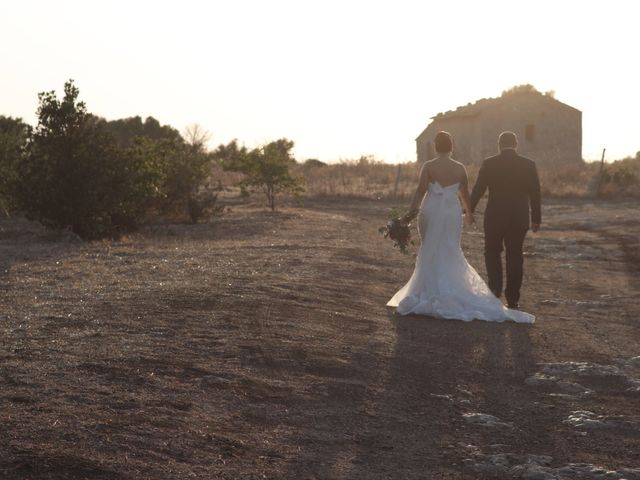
[416,88,582,165]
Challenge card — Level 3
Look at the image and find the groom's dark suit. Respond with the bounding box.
[470,148,541,306]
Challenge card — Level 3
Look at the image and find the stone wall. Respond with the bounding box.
[417,115,481,164]
[416,93,582,165]
[478,93,582,164]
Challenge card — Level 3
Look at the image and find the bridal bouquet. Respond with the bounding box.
[379,212,413,254]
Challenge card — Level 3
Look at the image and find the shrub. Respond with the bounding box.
[17,80,162,239]
[129,137,212,215]
[0,116,31,214]
[602,160,638,187]
[215,138,304,210]
[93,115,183,148]
[187,189,224,223]
[599,154,640,196]
[243,139,304,210]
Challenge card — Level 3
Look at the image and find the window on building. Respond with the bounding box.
[525,124,535,142]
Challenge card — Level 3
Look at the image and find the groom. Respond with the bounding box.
[470,131,541,308]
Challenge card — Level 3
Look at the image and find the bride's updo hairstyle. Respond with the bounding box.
[434,131,453,153]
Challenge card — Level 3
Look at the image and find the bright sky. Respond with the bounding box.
[1,0,638,163]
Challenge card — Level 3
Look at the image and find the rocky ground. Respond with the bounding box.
[0,196,639,479]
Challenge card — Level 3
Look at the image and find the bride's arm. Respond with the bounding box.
[458,167,475,225]
[403,163,429,222]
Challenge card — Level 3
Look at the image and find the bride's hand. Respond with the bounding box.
[464,212,475,226]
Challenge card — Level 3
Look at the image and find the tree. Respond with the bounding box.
[214,138,303,209]
[0,116,31,214]
[92,115,183,149]
[212,139,250,173]
[128,136,213,218]
[183,123,212,151]
[94,116,213,220]
[243,139,304,211]
[17,80,160,239]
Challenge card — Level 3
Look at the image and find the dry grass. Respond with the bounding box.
[299,159,640,200]
[291,159,420,199]
[538,162,601,197]
[292,159,608,199]
[209,154,639,204]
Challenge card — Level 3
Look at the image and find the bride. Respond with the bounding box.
[387,131,534,323]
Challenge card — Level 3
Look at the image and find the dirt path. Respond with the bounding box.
[0,197,639,479]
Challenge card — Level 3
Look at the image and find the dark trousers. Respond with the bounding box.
[484,224,528,305]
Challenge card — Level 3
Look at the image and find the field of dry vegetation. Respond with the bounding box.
[290,156,639,200]
[1,160,640,479]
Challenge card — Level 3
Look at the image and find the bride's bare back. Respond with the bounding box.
[405,154,474,225]
[423,156,468,188]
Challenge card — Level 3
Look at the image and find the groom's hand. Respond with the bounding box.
[531,223,540,233]
[464,213,475,226]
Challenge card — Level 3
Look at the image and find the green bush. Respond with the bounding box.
[244,139,304,210]
[214,138,304,210]
[93,115,183,148]
[17,80,163,239]
[602,156,639,188]
[129,136,212,215]
[0,116,31,213]
[187,189,224,224]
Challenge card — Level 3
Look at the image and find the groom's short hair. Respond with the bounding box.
[499,131,518,149]
[434,131,453,153]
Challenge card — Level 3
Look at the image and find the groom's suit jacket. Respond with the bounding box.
[470,148,541,231]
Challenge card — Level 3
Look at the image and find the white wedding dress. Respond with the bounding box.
[387,181,534,323]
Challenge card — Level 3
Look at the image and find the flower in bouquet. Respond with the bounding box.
[379,213,414,254]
